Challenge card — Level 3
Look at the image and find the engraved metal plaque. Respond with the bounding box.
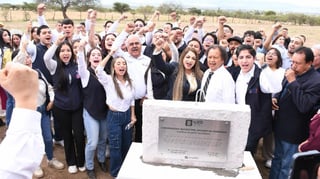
[158,116,230,162]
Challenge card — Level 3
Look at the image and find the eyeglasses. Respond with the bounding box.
[204,38,214,42]
[135,24,144,27]
[266,52,278,56]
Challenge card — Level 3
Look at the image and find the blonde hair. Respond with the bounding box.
[110,57,133,99]
[172,47,203,100]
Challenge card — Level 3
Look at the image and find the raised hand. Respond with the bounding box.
[37,3,46,16]
[0,62,38,110]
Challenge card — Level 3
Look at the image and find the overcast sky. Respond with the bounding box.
[2,0,320,14]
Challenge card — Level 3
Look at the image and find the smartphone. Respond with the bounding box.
[290,150,320,179]
[125,122,133,130]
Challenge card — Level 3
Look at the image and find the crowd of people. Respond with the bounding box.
[0,3,320,179]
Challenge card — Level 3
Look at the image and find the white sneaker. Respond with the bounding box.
[68,165,78,174]
[0,110,6,118]
[53,140,64,147]
[48,158,64,169]
[78,166,86,172]
[265,159,272,168]
[105,145,110,158]
[33,167,44,178]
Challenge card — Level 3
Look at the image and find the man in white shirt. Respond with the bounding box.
[201,45,235,103]
[0,62,44,178]
[113,22,151,142]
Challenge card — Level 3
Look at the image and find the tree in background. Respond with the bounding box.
[136,5,154,21]
[188,7,202,16]
[21,2,37,21]
[35,0,99,19]
[158,3,182,14]
[113,2,130,14]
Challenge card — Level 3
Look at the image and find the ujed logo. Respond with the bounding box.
[185,119,203,126]
[185,119,192,126]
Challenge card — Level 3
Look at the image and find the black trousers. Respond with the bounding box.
[52,105,85,167]
[134,99,143,143]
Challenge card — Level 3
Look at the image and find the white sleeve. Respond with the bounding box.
[145,31,153,46]
[107,20,119,34]
[183,25,195,43]
[0,108,44,179]
[85,19,91,33]
[77,50,90,87]
[168,42,179,63]
[37,15,48,26]
[146,68,154,99]
[197,28,205,40]
[12,50,27,64]
[43,44,58,75]
[95,65,111,88]
[112,30,128,58]
[223,74,236,104]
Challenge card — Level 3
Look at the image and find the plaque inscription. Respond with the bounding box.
[158,117,230,162]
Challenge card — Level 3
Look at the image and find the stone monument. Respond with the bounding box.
[142,100,251,169]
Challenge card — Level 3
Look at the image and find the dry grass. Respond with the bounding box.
[1,10,319,47]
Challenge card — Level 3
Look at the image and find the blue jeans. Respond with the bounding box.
[269,137,298,179]
[5,92,14,126]
[83,108,108,170]
[37,104,54,160]
[107,109,132,177]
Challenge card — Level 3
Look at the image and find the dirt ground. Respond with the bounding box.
[0,117,269,179]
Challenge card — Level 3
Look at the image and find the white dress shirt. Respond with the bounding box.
[236,65,255,104]
[201,65,235,103]
[0,108,44,178]
[125,54,151,99]
[112,30,151,99]
[96,65,135,112]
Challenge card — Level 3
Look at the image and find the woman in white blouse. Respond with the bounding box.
[260,47,286,94]
[95,50,136,178]
[260,47,285,168]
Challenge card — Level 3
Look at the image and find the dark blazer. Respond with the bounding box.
[200,57,209,72]
[274,67,320,144]
[33,44,52,85]
[232,64,273,140]
[153,53,200,101]
[166,72,201,101]
[145,53,171,99]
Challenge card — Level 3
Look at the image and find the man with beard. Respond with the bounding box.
[281,36,304,69]
[225,36,242,67]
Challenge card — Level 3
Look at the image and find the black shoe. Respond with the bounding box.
[87,169,96,179]
[98,162,107,173]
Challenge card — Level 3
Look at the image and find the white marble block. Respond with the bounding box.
[142,100,251,169]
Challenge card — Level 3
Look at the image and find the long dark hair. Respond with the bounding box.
[0,29,12,55]
[11,33,21,50]
[54,41,76,93]
[267,47,283,68]
[101,33,117,57]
